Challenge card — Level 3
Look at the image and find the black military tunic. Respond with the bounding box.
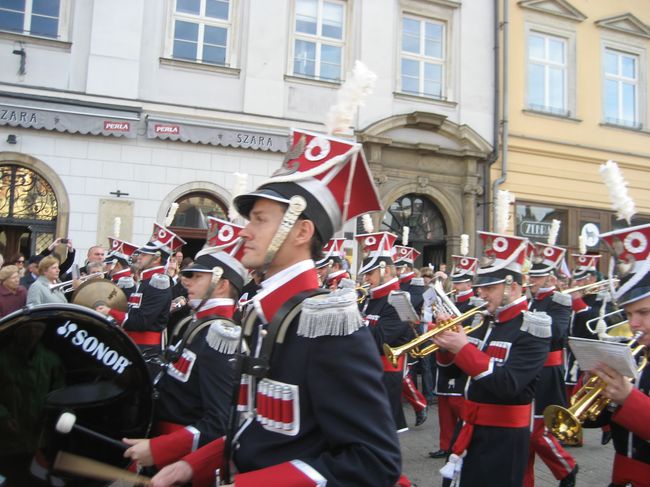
[447,297,551,487]
[179,261,401,487]
[565,295,600,386]
[363,277,413,431]
[149,300,237,468]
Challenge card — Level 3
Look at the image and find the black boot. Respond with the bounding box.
[415,407,428,426]
[428,449,448,459]
[559,465,578,487]
[601,430,612,445]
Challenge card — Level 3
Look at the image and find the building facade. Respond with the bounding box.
[0,0,495,270]
[493,0,650,272]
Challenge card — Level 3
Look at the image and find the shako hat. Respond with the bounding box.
[475,232,528,286]
[315,237,347,269]
[355,232,397,275]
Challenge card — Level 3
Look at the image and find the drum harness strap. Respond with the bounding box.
[222,288,328,482]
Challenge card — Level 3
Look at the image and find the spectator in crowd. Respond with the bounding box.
[20,255,42,290]
[0,253,4,268]
[79,245,106,275]
[0,265,27,317]
[39,238,76,279]
[8,254,26,277]
[26,256,68,306]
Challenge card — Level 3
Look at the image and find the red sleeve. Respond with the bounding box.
[612,388,650,440]
[108,308,126,325]
[180,437,225,487]
[150,427,199,469]
[436,350,455,366]
[453,342,492,378]
[235,461,325,486]
[571,297,588,313]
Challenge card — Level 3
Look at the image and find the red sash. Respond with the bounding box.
[381,354,405,372]
[126,330,162,346]
[544,350,564,367]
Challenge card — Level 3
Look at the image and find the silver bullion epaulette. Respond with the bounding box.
[298,288,363,338]
[552,292,572,307]
[520,311,552,338]
[116,276,135,289]
[150,273,171,290]
[206,320,241,354]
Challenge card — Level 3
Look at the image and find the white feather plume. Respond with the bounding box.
[460,234,469,256]
[495,190,512,234]
[228,172,248,222]
[362,214,374,233]
[164,202,179,227]
[579,235,586,255]
[402,226,410,246]
[113,217,121,239]
[325,60,378,135]
[599,160,636,224]
[547,219,560,246]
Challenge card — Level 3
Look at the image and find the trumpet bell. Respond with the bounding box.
[543,404,583,446]
[72,279,128,312]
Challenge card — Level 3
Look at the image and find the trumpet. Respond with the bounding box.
[383,304,488,367]
[49,272,105,293]
[585,310,631,338]
[543,332,647,445]
[561,278,618,295]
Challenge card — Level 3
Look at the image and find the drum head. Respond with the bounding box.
[0,304,152,486]
[72,279,128,313]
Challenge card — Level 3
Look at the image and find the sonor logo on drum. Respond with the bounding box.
[56,321,132,374]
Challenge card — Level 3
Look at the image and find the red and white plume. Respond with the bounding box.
[599,160,636,224]
[547,219,560,246]
[362,214,374,233]
[578,235,587,255]
[164,202,179,227]
[460,234,469,256]
[324,60,377,135]
[228,172,248,222]
[495,189,513,234]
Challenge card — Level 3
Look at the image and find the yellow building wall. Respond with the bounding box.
[492,0,650,218]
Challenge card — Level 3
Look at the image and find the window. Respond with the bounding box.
[603,48,639,128]
[527,32,567,115]
[291,0,345,82]
[0,0,61,39]
[170,0,232,66]
[400,16,445,99]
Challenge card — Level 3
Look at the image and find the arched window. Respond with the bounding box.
[0,164,58,257]
[381,193,447,268]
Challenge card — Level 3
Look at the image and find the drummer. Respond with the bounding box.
[122,220,247,471]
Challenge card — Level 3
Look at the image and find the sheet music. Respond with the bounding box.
[568,337,639,379]
[388,291,419,323]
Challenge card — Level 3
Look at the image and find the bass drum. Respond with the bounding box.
[0,304,153,486]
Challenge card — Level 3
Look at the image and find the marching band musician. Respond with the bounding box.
[151,125,402,486]
[104,237,139,299]
[433,231,552,487]
[123,220,247,471]
[96,223,186,353]
[588,223,650,487]
[429,253,483,459]
[356,231,414,432]
[524,242,577,487]
[314,238,350,289]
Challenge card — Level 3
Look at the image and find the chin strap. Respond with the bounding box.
[260,195,307,276]
[379,261,387,285]
[501,274,514,307]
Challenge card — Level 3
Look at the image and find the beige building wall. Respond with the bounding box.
[492,0,650,269]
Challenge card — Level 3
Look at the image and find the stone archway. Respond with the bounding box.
[357,112,491,259]
[0,152,70,257]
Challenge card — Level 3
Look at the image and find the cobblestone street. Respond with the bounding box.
[400,403,615,487]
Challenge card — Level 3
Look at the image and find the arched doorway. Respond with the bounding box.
[168,191,228,259]
[381,193,447,269]
[0,164,58,259]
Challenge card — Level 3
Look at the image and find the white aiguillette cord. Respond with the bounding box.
[53,451,152,486]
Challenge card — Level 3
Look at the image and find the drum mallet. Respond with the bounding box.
[55,412,127,451]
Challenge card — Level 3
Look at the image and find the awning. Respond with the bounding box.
[0,94,141,138]
[146,116,289,152]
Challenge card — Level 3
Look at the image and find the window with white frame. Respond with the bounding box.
[603,48,639,128]
[527,32,567,115]
[292,0,345,82]
[400,15,445,99]
[170,0,232,66]
[0,0,62,39]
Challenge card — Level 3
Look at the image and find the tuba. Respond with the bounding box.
[543,332,647,445]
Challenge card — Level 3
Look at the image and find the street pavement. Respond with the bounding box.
[400,403,615,487]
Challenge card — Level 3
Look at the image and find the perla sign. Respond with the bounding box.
[56,321,131,374]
